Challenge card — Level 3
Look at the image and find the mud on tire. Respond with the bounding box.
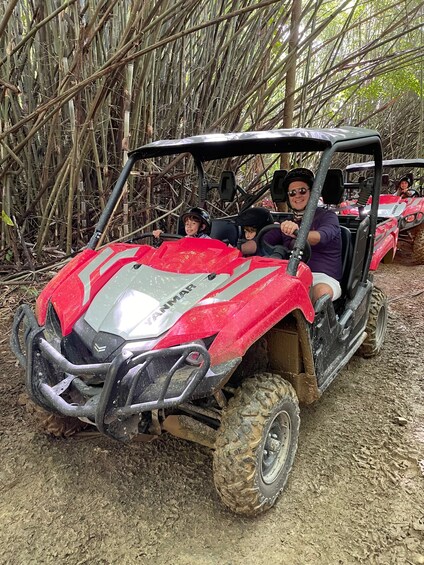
[358,286,388,358]
[213,373,300,516]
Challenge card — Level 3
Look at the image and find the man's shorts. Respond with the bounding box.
[312,272,342,301]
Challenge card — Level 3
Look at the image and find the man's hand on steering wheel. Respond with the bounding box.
[279,220,299,237]
[255,224,292,259]
[255,224,311,262]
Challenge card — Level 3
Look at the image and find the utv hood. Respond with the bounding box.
[82,263,229,340]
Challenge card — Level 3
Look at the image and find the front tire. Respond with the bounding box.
[22,395,89,438]
[358,286,388,358]
[213,373,300,516]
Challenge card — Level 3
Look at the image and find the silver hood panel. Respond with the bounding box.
[83,264,229,339]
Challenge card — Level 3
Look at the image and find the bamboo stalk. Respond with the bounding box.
[2,0,424,266]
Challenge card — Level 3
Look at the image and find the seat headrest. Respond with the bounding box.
[235,207,273,230]
[321,168,344,205]
[209,219,239,246]
[270,169,288,203]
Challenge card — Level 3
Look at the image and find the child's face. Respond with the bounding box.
[244,226,257,240]
[184,215,202,236]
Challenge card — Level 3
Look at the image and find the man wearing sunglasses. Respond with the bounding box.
[265,167,342,304]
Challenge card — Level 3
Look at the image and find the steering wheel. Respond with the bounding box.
[129,232,183,246]
[390,187,420,198]
[255,224,311,263]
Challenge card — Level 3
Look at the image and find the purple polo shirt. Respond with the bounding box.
[265,207,342,280]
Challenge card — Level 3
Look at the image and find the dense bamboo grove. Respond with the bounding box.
[0,0,424,269]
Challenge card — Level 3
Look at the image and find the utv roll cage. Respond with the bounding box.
[88,127,383,280]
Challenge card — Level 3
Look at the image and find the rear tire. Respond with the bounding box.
[358,286,388,358]
[412,224,424,264]
[213,373,300,516]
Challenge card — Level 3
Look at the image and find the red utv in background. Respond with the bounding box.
[343,159,424,263]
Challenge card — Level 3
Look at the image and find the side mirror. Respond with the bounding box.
[219,171,237,202]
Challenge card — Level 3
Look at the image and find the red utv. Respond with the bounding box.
[11,128,398,516]
[343,158,424,263]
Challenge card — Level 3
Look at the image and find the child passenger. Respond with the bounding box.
[242,225,258,241]
[153,207,211,239]
[236,206,274,256]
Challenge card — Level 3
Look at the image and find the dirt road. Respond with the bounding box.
[1,254,423,565]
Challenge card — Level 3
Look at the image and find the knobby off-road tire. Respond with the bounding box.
[412,224,424,264]
[358,286,388,358]
[21,394,89,438]
[213,373,300,516]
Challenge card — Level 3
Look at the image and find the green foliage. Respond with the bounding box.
[2,211,14,226]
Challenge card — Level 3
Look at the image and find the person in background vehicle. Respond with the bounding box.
[396,176,420,198]
[153,207,211,239]
[396,176,413,198]
[264,167,342,304]
[235,207,274,256]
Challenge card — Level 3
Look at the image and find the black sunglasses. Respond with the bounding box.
[288,187,309,197]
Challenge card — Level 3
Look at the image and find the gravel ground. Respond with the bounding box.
[0,250,423,565]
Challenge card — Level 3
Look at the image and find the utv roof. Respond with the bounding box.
[346,158,424,172]
[129,127,381,161]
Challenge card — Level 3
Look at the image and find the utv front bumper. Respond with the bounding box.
[11,305,237,441]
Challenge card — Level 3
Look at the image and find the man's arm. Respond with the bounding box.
[310,209,341,247]
[280,220,321,245]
